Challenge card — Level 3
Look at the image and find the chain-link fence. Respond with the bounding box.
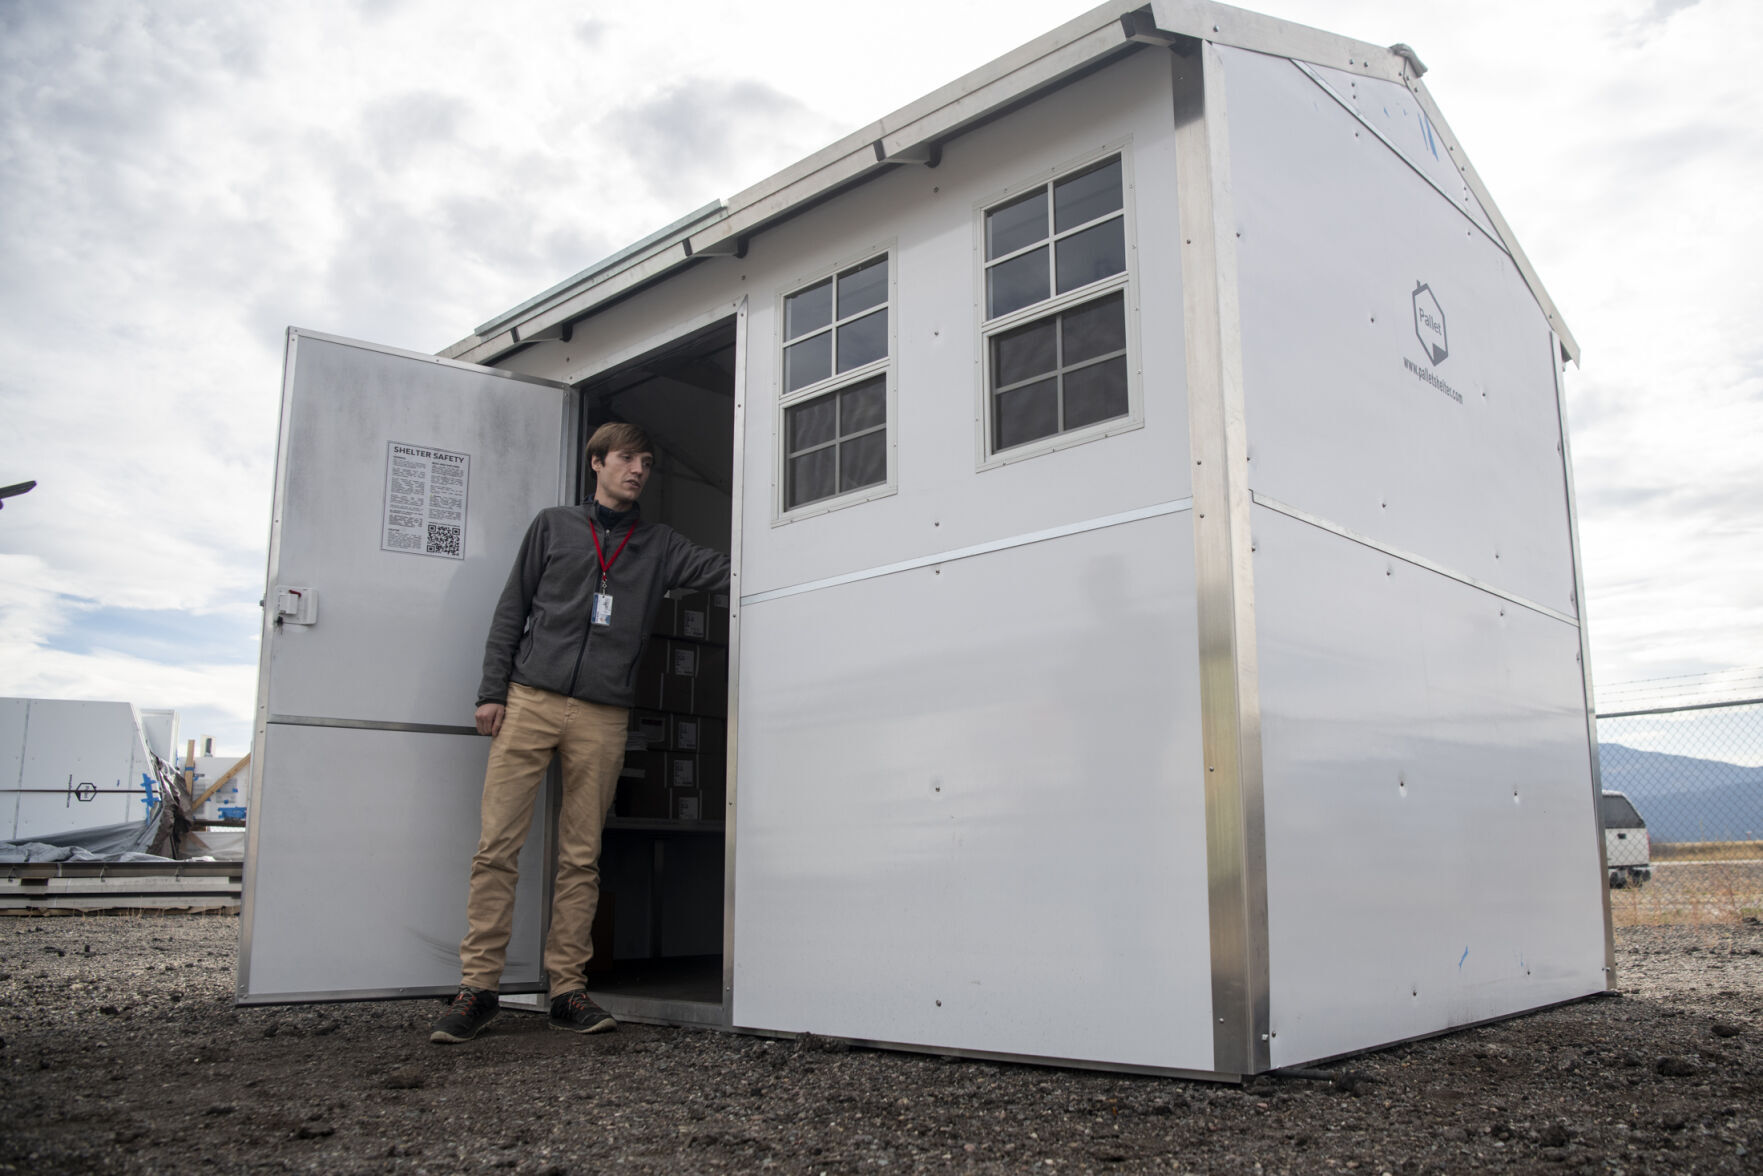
[1596,697,1763,925]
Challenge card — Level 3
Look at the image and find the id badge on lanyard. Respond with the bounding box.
[590,519,636,627]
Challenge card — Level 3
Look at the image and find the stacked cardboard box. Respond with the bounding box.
[615,589,730,822]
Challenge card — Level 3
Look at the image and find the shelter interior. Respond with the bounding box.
[577,316,736,1009]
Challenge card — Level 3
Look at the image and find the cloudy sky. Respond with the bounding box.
[1,0,1758,756]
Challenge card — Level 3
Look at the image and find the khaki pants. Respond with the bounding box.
[458,682,627,998]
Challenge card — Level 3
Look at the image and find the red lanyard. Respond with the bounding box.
[590,520,637,587]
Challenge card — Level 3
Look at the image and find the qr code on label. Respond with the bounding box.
[426,523,462,558]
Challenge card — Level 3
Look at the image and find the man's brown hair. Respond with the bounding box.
[586,421,652,467]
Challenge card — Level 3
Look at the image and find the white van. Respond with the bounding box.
[1601,791,1651,888]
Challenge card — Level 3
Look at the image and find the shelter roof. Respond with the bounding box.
[444,0,1576,367]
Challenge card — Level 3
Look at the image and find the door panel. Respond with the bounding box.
[241,725,548,999]
[267,334,571,726]
[239,330,571,1003]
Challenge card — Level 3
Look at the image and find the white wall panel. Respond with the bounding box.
[1223,46,1576,617]
[1300,62,1500,240]
[3,700,150,840]
[1252,508,1604,1067]
[504,49,1191,601]
[741,50,1189,596]
[733,511,1211,1070]
[1,699,26,838]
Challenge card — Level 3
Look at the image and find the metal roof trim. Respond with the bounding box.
[472,201,726,337]
[1149,0,1408,82]
[686,17,1139,262]
[1402,77,1580,362]
[443,0,1574,366]
[443,0,1146,363]
[1147,0,1578,361]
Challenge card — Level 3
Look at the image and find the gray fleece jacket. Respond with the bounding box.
[476,502,730,709]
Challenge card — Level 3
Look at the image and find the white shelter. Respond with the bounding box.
[240,0,1610,1080]
[1,699,161,840]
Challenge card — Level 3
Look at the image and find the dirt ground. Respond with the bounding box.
[1,915,1759,1175]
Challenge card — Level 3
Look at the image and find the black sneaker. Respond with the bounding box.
[429,987,499,1044]
[549,990,617,1034]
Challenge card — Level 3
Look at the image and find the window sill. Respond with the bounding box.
[772,480,900,527]
[976,413,1145,473]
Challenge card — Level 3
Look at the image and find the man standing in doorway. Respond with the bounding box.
[430,422,730,1043]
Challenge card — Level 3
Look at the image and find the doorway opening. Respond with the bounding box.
[576,315,736,1014]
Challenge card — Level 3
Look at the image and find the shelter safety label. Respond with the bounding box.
[381,442,470,560]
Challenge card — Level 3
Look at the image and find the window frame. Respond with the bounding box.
[973,143,1143,470]
[773,244,899,524]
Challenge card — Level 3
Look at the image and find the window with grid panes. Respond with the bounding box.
[982,156,1131,455]
[780,254,890,511]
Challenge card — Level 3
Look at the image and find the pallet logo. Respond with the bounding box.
[1412,281,1448,365]
[1402,280,1463,404]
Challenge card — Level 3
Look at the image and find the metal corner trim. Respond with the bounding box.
[721,297,748,1026]
[1172,41,1272,1076]
[238,328,307,1000]
[1548,333,1613,987]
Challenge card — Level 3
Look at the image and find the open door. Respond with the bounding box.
[572,313,739,1025]
[238,329,573,1004]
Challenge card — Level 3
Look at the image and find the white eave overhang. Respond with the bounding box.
[443,0,1578,367]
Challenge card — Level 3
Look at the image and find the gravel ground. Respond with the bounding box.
[1,915,1759,1175]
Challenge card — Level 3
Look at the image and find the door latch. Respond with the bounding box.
[273,586,318,626]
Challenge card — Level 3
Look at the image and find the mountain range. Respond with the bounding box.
[1596,742,1763,843]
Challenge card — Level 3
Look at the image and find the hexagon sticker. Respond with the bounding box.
[1412,281,1447,365]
